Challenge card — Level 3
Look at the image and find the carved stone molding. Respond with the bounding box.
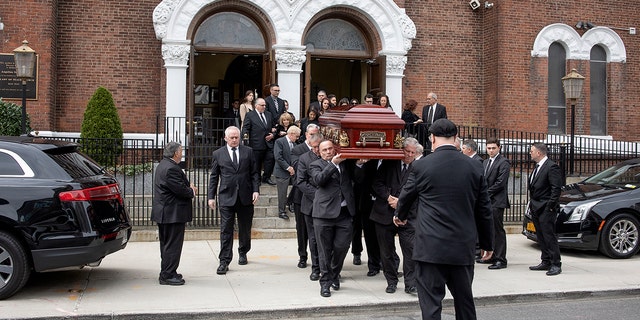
[153,0,180,39]
[162,44,190,66]
[275,49,306,71]
[386,55,407,76]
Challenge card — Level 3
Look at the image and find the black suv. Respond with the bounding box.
[0,136,131,299]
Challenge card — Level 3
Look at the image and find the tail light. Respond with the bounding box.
[59,183,124,204]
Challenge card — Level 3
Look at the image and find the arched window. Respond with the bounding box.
[548,42,567,134]
[590,45,607,135]
[193,12,265,50]
[304,19,369,57]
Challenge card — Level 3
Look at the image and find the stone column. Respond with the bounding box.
[274,47,306,121]
[161,41,190,146]
[384,54,408,117]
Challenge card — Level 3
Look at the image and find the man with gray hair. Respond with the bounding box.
[462,139,483,162]
[152,142,197,286]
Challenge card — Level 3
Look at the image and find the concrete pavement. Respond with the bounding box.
[2,234,640,319]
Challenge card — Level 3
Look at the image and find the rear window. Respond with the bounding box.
[48,152,105,179]
[0,152,25,175]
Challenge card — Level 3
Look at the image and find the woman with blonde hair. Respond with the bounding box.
[275,112,296,138]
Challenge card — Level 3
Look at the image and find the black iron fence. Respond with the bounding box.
[42,118,640,228]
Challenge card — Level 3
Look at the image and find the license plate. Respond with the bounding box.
[526,222,536,232]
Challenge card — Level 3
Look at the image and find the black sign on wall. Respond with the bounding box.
[0,53,38,100]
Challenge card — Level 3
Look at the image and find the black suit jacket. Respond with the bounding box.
[151,157,194,224]
[528,158,563,215]
[296,149,320,216]
[208,145,260,207]
[265,95,285,122]
[241,109,275,151]
[485,154,511,209]
[471,154,483,162]
[421,103,447,124]
[370,160,415,226]
[310,158,356,219]
[396,145,493,265]
[224,108,241,128]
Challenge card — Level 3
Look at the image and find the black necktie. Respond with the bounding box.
[427,106,434,125]
[260,113,267,126]
[530,164,539,183]
[232,147,238,167]
[401,163,407,172]
[485,158,493,174]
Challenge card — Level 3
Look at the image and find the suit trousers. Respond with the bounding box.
[157,222,186,280]
[416,261,476,320]
[360,197,382,272]
[302,211,319,274]
[492,207,508,264]
[275,175,292,214]
[375,222,416,288]
[531,208,561,266]
[219,198,254,264]
[293,202,308,261]
[253,148,274,180]
[313,207,353,288]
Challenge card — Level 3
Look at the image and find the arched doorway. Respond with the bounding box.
[302,15,382,113]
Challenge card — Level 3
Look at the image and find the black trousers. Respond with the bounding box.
[303,212,320,274]
[313,207,353,288]
[416,262,476,320]
[375,222,415,287]
[492,207,507,264]
[157,222,186,280]
[531,207,561,266]
[219,198,254,265]
[253,148,274,180]
[357,197,382,272]
[293,202,308,261]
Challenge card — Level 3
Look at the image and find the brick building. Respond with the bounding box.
[0,0,638,142]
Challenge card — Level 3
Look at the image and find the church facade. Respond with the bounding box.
[0,0,638,142]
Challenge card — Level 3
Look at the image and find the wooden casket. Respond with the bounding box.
[318,105,406,159]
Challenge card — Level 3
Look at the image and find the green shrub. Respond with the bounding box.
[0,98,31,136]
[117,162,153,176]
[80,87,124,167]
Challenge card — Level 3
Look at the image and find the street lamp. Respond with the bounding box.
[561,68,585,175]
[13,40,37,135]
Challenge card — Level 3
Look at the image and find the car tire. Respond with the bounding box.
[599,213,640,259]
[0,231,31,300]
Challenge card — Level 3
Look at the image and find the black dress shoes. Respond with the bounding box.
[238,253,248,265]
[331,280,340,290]
[159,276,185,286]
[320,286,331,297]
[476,258,493,264]
[278,212,289,219]
[385,284,397,294]
[309,272,320,281]
[404,286,417,294]
[353,254,362,265]
[529,262,551,271]
[488,262,507,270]
[367,270,380,277]
[263,178,276,186]
[546,265,562,276]
[217,263,229,275]
[297,260,307,268]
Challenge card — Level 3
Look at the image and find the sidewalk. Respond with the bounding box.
[2,235,640,319]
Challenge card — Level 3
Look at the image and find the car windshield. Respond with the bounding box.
[47,151,105,179]
[584,162,640,186]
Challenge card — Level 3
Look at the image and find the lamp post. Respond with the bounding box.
[561,68,585,175]
[13,40,37,136]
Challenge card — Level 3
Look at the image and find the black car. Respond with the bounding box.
[523,158,640,259]
[0,136,131,299]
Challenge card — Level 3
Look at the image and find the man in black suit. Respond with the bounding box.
[151,142,197,286]
[352,159,382,276]
[290,124,320,269]
[528,142,563,276]
[224,99,241,128]
[371,137,420,295]
[242,98,277,185]
[420,92,447,153]
[265,83,285,123]
[310,140,364,297]
[295,132,323,280]
[482,137,511,270]
[273,126,301,220]
[462,139,483,162]
[308,90,327,111]
[208,126,260,274]
[395,119,494,319]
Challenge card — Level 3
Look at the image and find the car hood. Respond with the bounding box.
[560,183,634,203]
